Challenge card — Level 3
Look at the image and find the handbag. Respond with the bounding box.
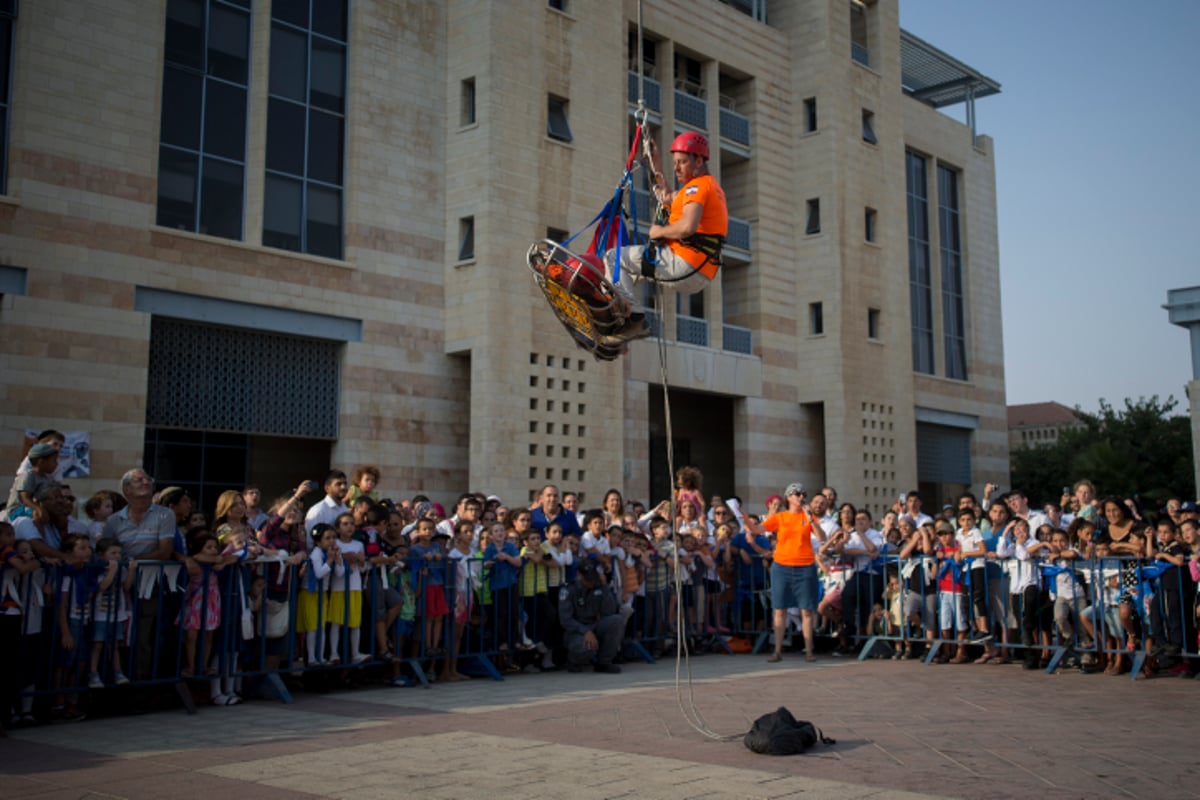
[264,598,290,638]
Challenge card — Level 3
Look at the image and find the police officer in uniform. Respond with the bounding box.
[559,560,624,673]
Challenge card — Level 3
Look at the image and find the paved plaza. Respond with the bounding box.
[2,653,1196,800]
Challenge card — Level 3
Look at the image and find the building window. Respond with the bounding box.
[803,97,817,132]
[264,0,348,259]
[547,226,568,244]
[460,77,476,126]
[861,109,877,144]
[805,198,821,235]
[868,307,880,340]
[906,150,935,374]
[548,0,566,10]
[938,164,968,380]
[156,0,251,240]
[547,95,573,142]
[809,302,823,335]
[865,207,876,242]
[850,1,869,66]
[458,216,475,261]
[0,1,14,194]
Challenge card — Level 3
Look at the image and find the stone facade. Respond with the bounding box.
[0,0,1007,515]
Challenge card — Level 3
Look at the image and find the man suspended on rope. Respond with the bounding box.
[602,131,728,346]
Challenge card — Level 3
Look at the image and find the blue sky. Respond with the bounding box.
[898,2,1199,413]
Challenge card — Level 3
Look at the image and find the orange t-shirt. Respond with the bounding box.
[762,510,816,567]
[667,174,728,277]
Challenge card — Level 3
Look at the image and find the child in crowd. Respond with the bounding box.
[329,512,368,664]
[1149,519,1190,672]
[83,491,121,544]
[955,507,998,663]
[298,523,344,666]
[483,521,522,655]
[87,538,134,688]
[54,534,94,720]
[1047,528,1090,661]
[997,519,1044,669]
[2,525,43,726]
[711,522,734,633]
[518,527,553,653]
[933,522,969,663]
[409,517,448,656]
[389,537,418,687]
[181,531,225,680]
[346,465,381,507]
[442,521,476,682]
[580,510,612,574]
[675,466,706,527]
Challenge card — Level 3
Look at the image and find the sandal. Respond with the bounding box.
[766,652,783,663]
[805,653,817,663]
[972,654,991,664]
[950,653,971,664]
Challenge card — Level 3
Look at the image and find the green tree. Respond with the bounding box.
[1011,396,1194,508]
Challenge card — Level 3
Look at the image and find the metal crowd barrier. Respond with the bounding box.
[2,549,1194,720]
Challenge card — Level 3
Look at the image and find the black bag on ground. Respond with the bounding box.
[743,706,836,755]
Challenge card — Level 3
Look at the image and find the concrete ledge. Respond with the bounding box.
[627,337,762,397]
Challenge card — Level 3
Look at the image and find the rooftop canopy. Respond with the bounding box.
[900,29,1001,109]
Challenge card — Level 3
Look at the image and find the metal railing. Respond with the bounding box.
[674,89,708,131]
[719,106,750,146]
[627,71,662,112]
[723,323,753,354]
[676,313,709,346]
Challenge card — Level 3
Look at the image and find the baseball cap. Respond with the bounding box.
[784,483,805,498]
[578,560,600,580]
[28,443,57,460]
[934,520,955,535]
[765,494,782,508]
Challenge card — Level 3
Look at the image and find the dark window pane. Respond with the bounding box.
[263,173,302,251]
[307,109,343,185]
[272,0,309,28]
[208,4,250,84]
[309,39,345,113]
[269,24,307,102]
[0,107,6,192]
[312,0,348,41]
[160,66,203,150]
[203,80,246,160]
[164,0,205,70]
[306,184,342,259]
[265,97,306,175]
[0,18,11,102]
[156,145,199,230]
[199,157,243,239]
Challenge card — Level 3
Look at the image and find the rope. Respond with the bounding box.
[651,279,743,744]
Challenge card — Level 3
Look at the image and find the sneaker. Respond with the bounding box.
[113,672,131,686]
[390,675,414,688]
[87,672,104,690]
[351,653,371,665]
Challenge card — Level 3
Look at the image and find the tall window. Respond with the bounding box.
[906,151,934,374]
[938,164,967,380]
[156,0,251,239]
[460,77,476,126]
[850,1,869,66]
[803,97,817,132]
[0,1,14,195]
[547,95,572,142]
[805,198,820,235]
[264,0,347,259]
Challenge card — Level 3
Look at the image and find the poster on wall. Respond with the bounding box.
[23,430,91,478]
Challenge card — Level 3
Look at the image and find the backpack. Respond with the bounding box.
[743,706,836,755]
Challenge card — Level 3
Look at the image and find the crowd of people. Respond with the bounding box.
[3,428,1199,730]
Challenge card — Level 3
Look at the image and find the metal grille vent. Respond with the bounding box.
[147,317,341,439]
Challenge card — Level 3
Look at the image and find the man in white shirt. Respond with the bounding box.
[1004,489,1048,533]
[304,470,349,550]
[900,491,933,529]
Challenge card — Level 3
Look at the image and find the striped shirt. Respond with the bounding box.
[104,504,175,559]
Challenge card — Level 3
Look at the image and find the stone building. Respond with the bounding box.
[1007,401,1084,453]
[0,0,1007,515]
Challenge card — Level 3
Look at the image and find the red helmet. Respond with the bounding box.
[670,131,709,160]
